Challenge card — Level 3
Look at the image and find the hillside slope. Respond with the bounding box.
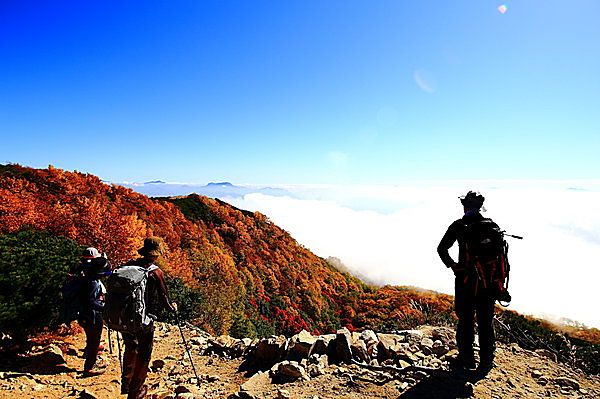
[1,164,598,377]
[0,164,453,338]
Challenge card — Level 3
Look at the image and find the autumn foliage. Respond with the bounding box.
[0,164,457,338]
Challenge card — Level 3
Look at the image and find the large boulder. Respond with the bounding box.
[230,338,254,358]
[334,328,353,363]
[432,327,456,347]
[350,340,369,363]
[252,336,288,369]
[239,371,272,398]
[376,333,406,360]
[32,344,66,365]
[309,334,336,357]
[287,330,317,360]
[271,361,309,383]
[306,354,328,377]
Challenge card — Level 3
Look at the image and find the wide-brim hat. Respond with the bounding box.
[459,191,485,210]
[138,236,166,257]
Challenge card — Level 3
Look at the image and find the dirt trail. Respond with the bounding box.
[1,323,598,398]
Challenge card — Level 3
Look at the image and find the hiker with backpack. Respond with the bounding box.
[104,237,177,399]
[77,247,112,377]
[437,191,505,374]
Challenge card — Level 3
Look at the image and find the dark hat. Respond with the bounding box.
[82,247,100,259]
[138,236,166,257]
[459,191,485,210]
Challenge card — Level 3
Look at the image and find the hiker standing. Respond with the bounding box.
[106,237,177,399]
[437,191,496,373]
[78,247,111,377]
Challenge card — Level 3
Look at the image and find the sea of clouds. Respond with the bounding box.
[124,180,600,329]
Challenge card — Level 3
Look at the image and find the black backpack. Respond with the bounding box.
[464,218,511,304]
[60,274,85,323]
[103,265,158,333]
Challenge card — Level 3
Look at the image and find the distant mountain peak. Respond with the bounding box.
[207,182,235,187]
[145,180,166,184]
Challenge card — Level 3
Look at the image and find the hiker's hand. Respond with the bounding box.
[451,263,464,276]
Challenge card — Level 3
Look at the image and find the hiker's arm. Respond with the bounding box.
[437,223,458,269]
[88,281,104,311]
[152,268,177,312]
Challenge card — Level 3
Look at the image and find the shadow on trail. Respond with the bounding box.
[398,369,486,399]
[0,351,77,375]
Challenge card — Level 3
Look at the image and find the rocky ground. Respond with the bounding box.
[0,322,598,399]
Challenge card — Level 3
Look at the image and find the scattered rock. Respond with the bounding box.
[553,376,580,390]
[537,376,549,386]
[152,391,174,399]
[531,369,543,379]
[152,359,166,371]
[277,389,292,399]
[175,385,191,394]
[535,349,558,362]
[79,388,99,399]
[272,361,309,383]
[432,327,456,346]
[34,344,66,365]
[360,330,378,345]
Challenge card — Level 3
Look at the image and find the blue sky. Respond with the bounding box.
[1,0,599,184]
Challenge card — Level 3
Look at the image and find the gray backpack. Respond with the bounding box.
[104,265,158,333]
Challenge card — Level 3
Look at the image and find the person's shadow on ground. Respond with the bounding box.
[398,369,487,399]
[0,350,76,375]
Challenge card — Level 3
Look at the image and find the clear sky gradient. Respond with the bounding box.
[1,1,599,184]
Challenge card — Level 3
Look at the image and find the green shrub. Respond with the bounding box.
[0,228,81,343]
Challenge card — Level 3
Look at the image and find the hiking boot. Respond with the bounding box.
[127,384,147,399]
[120,378,130,395]
[94,356,109,368]
[476,360,495,375]
[82,366,106,377]
[449,356,476,371]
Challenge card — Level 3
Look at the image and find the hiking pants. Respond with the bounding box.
[121,325,155,394]
[454,278,496,364]
[80,320,103,371]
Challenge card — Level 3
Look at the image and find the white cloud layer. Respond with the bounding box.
[225,183,600,329]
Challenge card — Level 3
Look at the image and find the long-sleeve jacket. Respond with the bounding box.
[437,211,485,272]
[78,278,105,325]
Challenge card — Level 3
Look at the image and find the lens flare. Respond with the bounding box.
[498,5,507,14]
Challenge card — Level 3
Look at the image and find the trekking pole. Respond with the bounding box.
[116,331,122,374]
[174,310,201,387]
[502,231,523,240]
[107,326,113,355]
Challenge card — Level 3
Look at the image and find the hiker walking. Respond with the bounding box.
[437,191,498,373]
[104,237,177,399]
[78,247,111,377]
